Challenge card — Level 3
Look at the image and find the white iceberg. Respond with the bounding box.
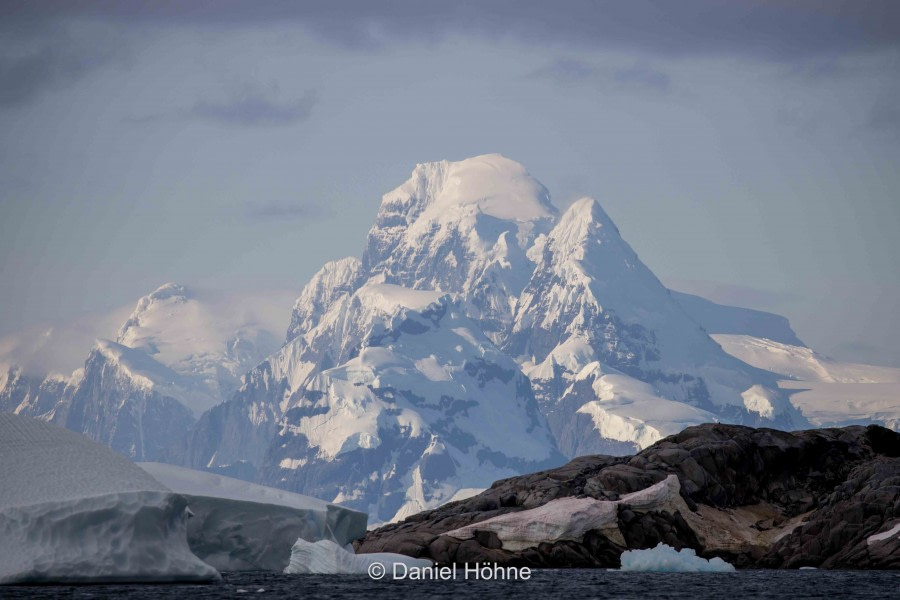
[619,543,735,572]
[0,413,219,584]
[284,539,433,575]
[138,462,368,571]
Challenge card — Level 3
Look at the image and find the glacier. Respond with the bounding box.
[714,334,900,430]
[0,413,219,584]
[619,543,735,573]
[138,462,367,571]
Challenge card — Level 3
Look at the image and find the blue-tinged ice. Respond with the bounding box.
[619,543,735,573]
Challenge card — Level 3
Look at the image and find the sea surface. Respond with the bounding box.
[3,570,899,599]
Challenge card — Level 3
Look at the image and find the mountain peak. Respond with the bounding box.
[563,196,609,221]
[407,153,554,220]
[146,282,190,302]
[366,154,556,265]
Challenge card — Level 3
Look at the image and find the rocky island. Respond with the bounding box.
[357,424,900,569]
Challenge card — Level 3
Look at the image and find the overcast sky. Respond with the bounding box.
[1,1,899,368]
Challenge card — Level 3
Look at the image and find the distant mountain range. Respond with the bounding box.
[3,154,897,523]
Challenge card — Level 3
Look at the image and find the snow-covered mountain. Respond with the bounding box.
[3,153,894,523]
[508,196,804,455]
[362,155,557,344]
[177,153,822,522]
[184,280,563,522]
[0,284,284,460]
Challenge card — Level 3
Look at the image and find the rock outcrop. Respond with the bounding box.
[357,423,900,569]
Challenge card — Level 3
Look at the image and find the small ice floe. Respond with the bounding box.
[283,539,433,575]
[619,543,735,573]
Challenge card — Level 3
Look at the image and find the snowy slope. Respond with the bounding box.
[712,334,900,384]
[671,291,805,347]
[0,413,218,584]
[714,334,900,430]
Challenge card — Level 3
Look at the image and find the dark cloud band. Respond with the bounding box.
[3,1,899,60]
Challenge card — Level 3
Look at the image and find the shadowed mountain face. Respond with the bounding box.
[357,423,900,570]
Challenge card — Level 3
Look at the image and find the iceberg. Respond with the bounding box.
[284,539,433,575]
[0,413,219,584]
[138,462,367,571]
[619,543,735,572]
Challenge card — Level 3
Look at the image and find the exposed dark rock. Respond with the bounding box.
[357,423,900,569]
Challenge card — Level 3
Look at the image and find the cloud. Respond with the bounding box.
[244,201,331,222]
[130,87,317,127]
[188,89,317,126]
[529,58,670,94]
[0,29,120,108]
[4,1,899,61]
[867,93,900,139]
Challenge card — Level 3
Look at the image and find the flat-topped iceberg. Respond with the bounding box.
[284,539,433,575]
[620,543,735,572]
[0,414,219,584]
[139,462,367,571]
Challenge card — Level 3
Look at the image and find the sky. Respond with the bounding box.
[1,1,899,369]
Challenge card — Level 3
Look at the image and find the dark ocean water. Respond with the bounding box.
[3,570,899,600]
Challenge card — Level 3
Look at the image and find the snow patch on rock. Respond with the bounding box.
[867,522,900,546]
[443,475,682,551]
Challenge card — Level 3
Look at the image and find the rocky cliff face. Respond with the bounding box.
[357,423,900,569]
[63,342,196,461]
